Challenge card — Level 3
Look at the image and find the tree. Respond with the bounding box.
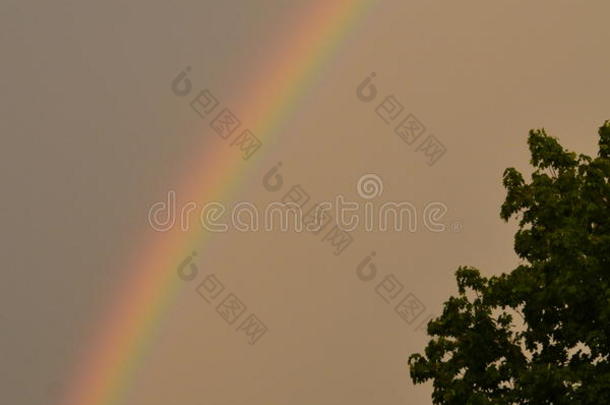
[408,121,610,405]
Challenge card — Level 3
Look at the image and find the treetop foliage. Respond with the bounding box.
[409,121,610,405]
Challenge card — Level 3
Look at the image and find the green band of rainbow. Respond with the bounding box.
[61,2,374,404]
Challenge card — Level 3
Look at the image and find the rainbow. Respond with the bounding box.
[60,1,374,404]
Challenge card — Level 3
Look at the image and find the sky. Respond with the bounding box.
[1,1,610,404]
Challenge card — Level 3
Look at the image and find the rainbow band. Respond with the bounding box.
[61,1,374,404]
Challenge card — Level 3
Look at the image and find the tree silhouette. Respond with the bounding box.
[409,121,610,404]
